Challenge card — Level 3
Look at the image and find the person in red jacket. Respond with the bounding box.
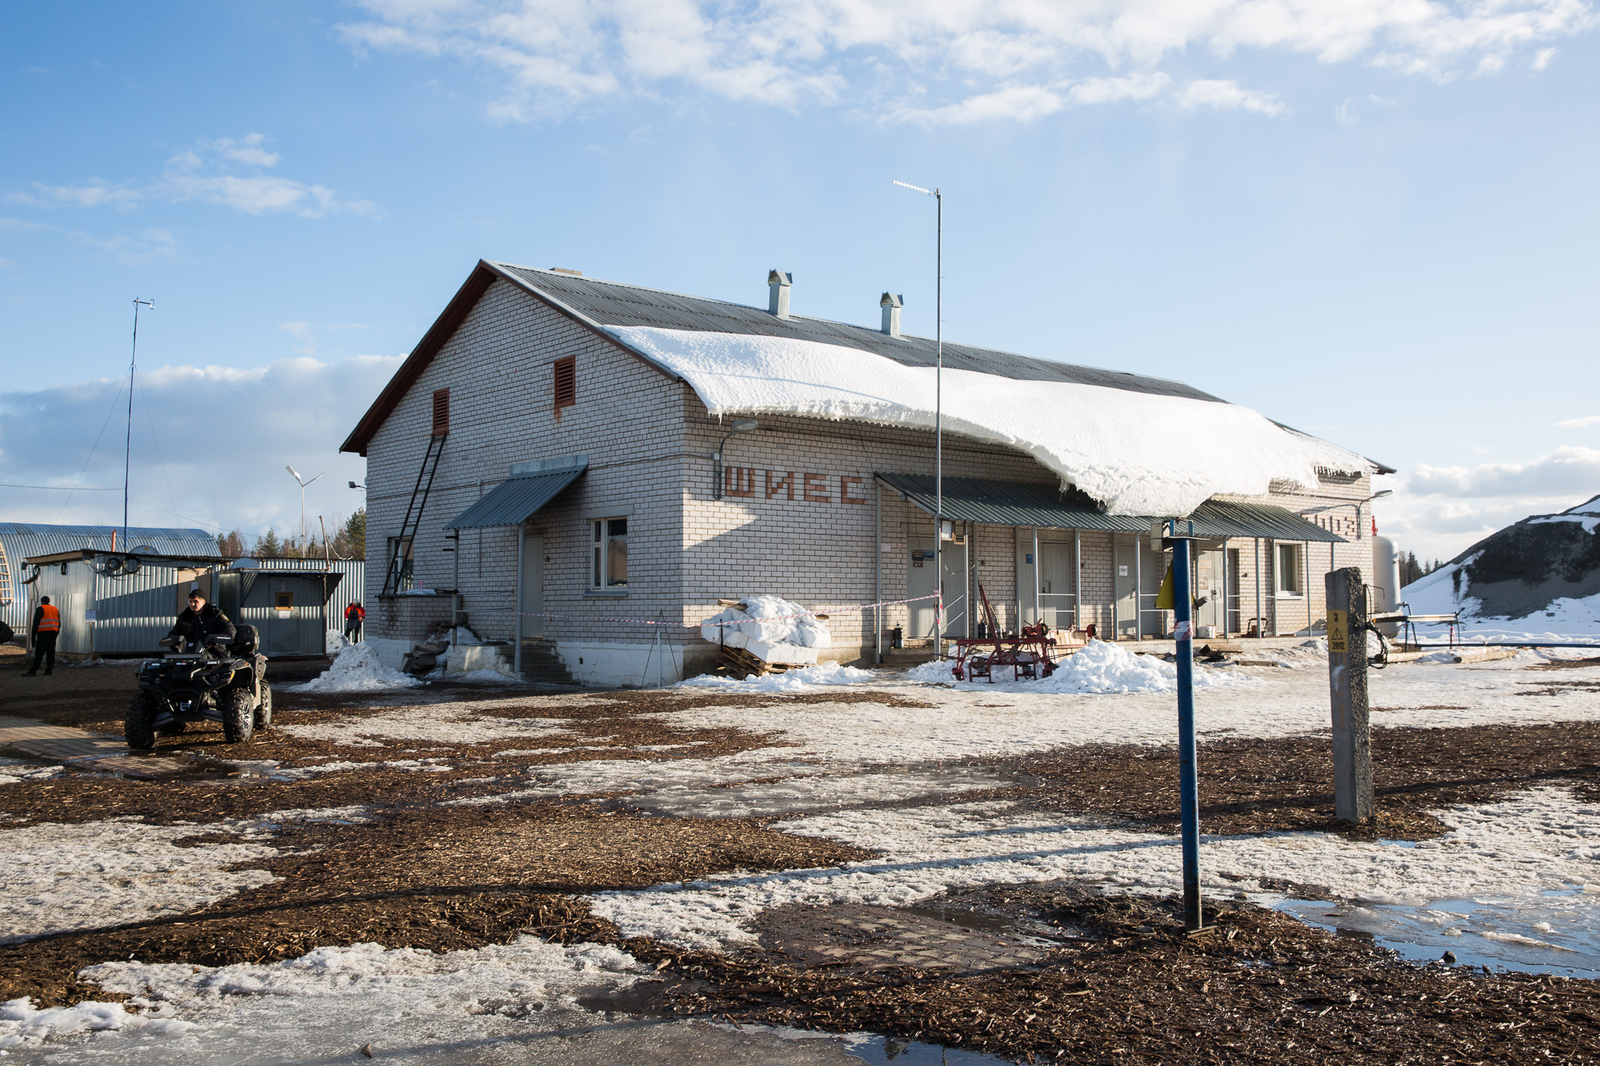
[343,601,365,643]
[24,596,60,676]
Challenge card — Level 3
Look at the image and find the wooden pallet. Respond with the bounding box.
[717,645,797,678]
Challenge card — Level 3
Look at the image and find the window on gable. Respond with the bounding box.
[432,389,450,437]
[553,357,576,413]
[592,518,627,589]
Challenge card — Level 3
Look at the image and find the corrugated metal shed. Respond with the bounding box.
[228,558,365,631]
[220,563,346,657]
[445,466,586,529]
[23,554,222,656]
[875,473,1345,543]
[492,264,1224,402]
[0,523,218,631]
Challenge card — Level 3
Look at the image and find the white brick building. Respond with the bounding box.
[342,261,1393,685]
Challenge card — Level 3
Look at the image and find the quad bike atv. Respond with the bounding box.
[126,624,272,749]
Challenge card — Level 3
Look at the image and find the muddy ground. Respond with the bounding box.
[2,647,1598,1063]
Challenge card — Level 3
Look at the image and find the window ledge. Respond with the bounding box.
[584,589,630,598]
[1274,592,1305,599]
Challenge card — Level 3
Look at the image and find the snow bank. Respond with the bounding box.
[608,326,1371,516]
[324,629,346,656]
[678,661,875,693]
[0,997,195,1049]
[700,595,831,665]
[288,643,422,694]
[904,640,1256,694]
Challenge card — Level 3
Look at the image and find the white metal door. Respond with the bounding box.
[908,537,937,637]
[1038,541,1074,630]
[518,533,543,655]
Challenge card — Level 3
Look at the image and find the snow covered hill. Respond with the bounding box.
[1403,494,1600,638]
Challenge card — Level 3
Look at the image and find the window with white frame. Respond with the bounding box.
[592,518,628,589]
[1276,542,1302,595]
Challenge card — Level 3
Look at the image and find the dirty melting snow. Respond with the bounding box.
[1,937,642,1052]
[277,700,573,747]
[0,808,373,945]
[907,639,1258,693]
[591,785,1600,952]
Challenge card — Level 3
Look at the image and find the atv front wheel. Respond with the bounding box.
[223,688,255,744]
[126,693,158,750]
[254,683,273,731]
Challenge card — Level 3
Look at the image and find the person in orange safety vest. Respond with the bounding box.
[24,595,60,676]
[343,601,365,643]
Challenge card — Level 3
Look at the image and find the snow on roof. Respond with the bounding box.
[608,326,1373,516]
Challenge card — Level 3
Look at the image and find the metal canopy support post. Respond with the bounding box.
[1170,530,1204,932]
[1135,535,1143,639]
[875,482,883,664]
[1326,567,1375,823]
[1254,538,1262,639]
[513,527,524,677]
[1074,529,1082,631]
[1032,528,1040,626]
[1304,540,1311,634]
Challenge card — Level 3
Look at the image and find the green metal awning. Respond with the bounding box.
[874,473,1345,543]
[445,465,586,530]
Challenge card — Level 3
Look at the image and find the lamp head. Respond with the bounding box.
[731,419,758,434]
[1370,489,1393,500]
[286,465,300,481]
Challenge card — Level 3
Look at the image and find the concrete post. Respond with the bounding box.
[1325,566,1374,824]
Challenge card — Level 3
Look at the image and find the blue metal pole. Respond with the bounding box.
[1171,534,1203,932]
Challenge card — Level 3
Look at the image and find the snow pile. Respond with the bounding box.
[0,997,195,1049]
[903,640,1254,694]
[700,595,831,666]
[679,661,875,693]
[288,643,423,694]
[324,629,347,656]
[608,326,1371,516]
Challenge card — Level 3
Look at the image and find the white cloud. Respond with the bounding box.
[1406,445,1600,498]
[281,321,316,354]
[1556,414,1600,428]
[65,227,180,266]
[337,0,1598,122]
[1175,78,1287,116]
[12,135,377,219]
[1474,53,1507,75]
[1533,45,1559,68]
[1065,71,1170,105]
[0,355,401,540]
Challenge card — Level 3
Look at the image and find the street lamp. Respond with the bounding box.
[286,465,326,547]
[711,419,759,499]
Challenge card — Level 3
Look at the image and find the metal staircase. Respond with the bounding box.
[380,433,447,597]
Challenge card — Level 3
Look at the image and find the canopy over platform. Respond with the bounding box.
[875,473,1346,543]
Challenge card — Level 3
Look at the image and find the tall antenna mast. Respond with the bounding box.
[893,180,943,657]
[125,298,155,546]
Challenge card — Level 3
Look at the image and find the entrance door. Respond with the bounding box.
[1038,541,1074,631]
[908,537,937,638]
[518,534,543,665]
[1113,536,1138,640]
[1195,549,1223,634]
[941,538,968,639]
[1226,548,1242,635]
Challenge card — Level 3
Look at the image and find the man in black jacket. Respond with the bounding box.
[168,590,235,651]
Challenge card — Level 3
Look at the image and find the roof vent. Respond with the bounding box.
[549,267,582,276]
[768,270,792,319]
[880,293,903,338]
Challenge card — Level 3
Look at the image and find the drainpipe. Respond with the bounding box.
[1135,536,1143,639]
[875,481,882,664]
[1254,538,1262,640]
[1032,528,1040,627]
[1074,530,1082,632]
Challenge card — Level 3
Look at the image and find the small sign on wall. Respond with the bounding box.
[1118,565,1129,577]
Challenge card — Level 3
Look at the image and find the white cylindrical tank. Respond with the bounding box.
[1372,535,1400,636]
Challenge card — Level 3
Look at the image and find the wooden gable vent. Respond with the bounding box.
[431,388,450,437]
[553,357,576,413]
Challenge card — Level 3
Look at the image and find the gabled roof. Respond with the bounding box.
[341,260,1225,456]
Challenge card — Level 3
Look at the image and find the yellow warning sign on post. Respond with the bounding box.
[1327,610,1348,654]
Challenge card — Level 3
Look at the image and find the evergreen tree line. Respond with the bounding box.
[216,508,365,561]
[1397,550,1447,588]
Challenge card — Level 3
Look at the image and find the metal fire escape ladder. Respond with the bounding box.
[381,433,447,597]
[0,537,11,609]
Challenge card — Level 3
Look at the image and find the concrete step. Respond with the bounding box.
[519,641,576,686]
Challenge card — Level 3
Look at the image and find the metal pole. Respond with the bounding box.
[1032,527,1040,626]
[1135,535,1143,639]
[124,299,153,544]
[934,188,943,658]
[1254,538,1262,639]
[1074,530,1082,633]
[1304,540,1311,635]
[1171,532,1203,931]
[875,481,882,664]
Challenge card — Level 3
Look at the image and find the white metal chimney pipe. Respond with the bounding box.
[880,292,903,337]
[768,270,792,318]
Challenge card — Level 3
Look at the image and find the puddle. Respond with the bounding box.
[840,1031,1015,1064]
[1276,885,1600,977]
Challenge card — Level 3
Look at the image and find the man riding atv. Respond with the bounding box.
[125,590,272,749]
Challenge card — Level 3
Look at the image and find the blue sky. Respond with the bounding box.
[2,1,1597,562]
